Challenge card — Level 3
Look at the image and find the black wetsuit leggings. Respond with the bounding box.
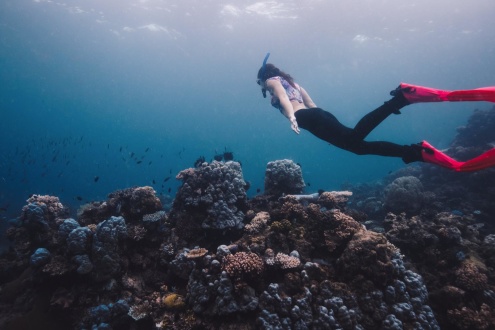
[294,93,421,162]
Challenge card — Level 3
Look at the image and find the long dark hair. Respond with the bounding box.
[257,64,297,88]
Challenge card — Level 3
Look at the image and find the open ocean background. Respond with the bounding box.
[1,0,495,220]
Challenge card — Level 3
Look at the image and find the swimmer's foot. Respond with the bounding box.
[390,83,451,104]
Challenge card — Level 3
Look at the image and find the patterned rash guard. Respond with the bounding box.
[267,76,303,110]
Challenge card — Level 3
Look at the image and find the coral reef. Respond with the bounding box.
[0,108,495,329]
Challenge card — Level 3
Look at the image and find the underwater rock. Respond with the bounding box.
[264,159,305,196]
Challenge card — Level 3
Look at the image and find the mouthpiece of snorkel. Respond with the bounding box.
[260,52,270,98]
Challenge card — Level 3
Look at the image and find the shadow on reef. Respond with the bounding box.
[0,108,494,329]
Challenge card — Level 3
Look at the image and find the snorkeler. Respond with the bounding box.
[256,53,495,172]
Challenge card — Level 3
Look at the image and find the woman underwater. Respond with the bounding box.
[256,53,495,172]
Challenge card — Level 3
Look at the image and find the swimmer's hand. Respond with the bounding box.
[290,117,300,134]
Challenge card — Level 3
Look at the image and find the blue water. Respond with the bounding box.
[1,0,495,218]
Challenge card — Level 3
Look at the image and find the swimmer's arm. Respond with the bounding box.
[300,87,317,108]
[266,79,300,134]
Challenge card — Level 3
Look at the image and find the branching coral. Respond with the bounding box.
[245,211,270,234]
[222,252,264,279]
[455,261,488,291]
[128,301,152,321]
[273,252,301,269]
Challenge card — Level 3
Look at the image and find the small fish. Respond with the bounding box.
[307,182,311,187]
[76,196,83,201]
[120,146,122,152]
[136,160,142,164]
[164,176,171,182]
[152,179,156,184]
[148,161,152,165]
[223,151,234,161]
[94,176,99,182]
[168,188,171,193]
[145,147,150,152]
[256,188,260,193]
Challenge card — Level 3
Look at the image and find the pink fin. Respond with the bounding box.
[420,141,461,170]
[446,87,495,103]
[399,83,495,104]
[421,141,495,172]
[459,148,495,172]
[399,83,451,103]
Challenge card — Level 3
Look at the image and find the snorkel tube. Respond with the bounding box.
[260,52,270,98]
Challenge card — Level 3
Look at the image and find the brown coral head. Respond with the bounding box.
[455,261,488,291]
[162,293,186,310]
